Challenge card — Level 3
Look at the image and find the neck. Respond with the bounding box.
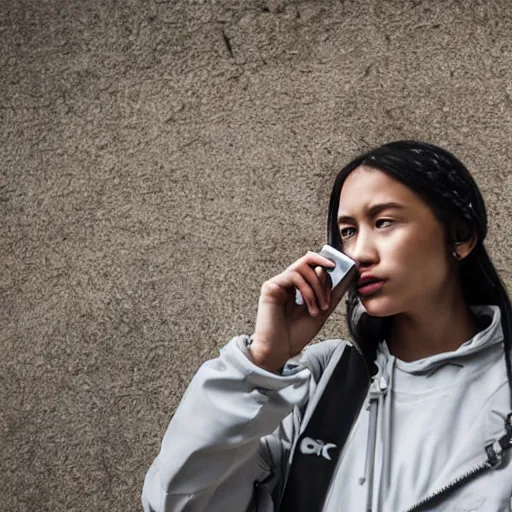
[387,290,480,363]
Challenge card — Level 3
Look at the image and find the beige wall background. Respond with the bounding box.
[2,0,512,510]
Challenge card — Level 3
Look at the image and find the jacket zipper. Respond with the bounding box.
[362,375,388,512]
[402,412,512,512]
[401,460,491,512]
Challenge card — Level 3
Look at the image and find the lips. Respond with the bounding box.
[356,274,385,297]
[357,279,385,296]
[357,277,384,289]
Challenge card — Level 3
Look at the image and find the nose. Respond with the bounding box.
[345,228,378,269]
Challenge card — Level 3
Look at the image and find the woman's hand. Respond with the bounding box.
[250,251,355,372]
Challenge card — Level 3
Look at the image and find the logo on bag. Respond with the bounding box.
[299,437,337,460]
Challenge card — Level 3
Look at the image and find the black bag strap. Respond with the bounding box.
[278,346,371,511]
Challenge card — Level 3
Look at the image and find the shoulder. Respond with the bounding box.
[298,338,353,382]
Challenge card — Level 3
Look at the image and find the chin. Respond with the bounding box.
[358,294,401,318]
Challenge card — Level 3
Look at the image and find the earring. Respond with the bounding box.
[453,251,462,261]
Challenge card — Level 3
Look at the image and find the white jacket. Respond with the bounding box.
[142,305,512,511]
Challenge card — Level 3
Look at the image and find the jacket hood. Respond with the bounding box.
[378,304,503,375]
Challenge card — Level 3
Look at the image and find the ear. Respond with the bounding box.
[454,230,478,260]
[450,217,477,261]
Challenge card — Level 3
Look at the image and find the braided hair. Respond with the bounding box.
[326,140,512,407]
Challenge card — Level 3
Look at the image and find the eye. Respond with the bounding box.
[339,227,356,240]
[376,219,395,228]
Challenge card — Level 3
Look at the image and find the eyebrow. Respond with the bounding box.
[337,202,406,224]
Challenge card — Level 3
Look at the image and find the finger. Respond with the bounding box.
[285,252,334,286]
[299,251,336,271]
[272,270,319,316]
[314,266,331,311]
[299,264,329,311]
[316,265,332,288]
[289,271,321,317]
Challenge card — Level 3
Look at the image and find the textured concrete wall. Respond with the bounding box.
[2,0,512,510]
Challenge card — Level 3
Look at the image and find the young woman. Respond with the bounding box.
[142,140,512,511]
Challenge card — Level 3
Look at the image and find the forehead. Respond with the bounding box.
[338,166,422,214]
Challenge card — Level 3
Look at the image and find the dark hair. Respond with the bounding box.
[326,140,512,406]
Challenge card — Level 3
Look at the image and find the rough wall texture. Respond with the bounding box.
[1,0,512,510]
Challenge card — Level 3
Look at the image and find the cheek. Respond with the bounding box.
[362,225,451,315]
[386,226,450,288]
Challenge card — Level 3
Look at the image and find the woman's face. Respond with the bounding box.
[337,165,456,317]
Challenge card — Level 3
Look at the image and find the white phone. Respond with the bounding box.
[295,245,357,306]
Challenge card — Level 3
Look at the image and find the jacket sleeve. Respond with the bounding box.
[141,334,314,512]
